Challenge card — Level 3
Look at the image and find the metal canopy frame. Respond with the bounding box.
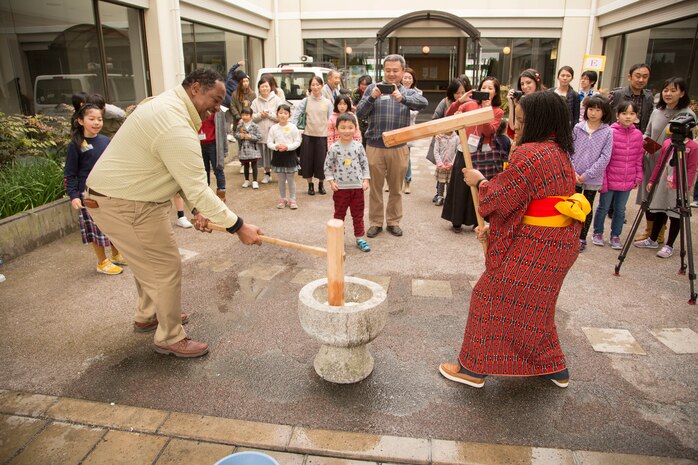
[374,10,481,83]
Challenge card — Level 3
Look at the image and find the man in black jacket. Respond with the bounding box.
[608,63,654,133]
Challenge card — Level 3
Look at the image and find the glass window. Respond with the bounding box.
[510,38,558,88]
[0,0,148,115]
[181,21,261,83]
[248,36,264,81]
[98,1,148,108]
[304,38,376,89]
[192,23,226,74]
[603,16,698,96]
[225,31,247,70]
[181,21,196,74]
[644,17,698,95]
[478,38,511,86]
[601,34,623,91]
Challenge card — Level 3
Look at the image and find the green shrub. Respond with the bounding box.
[0,112,71,168]
[0,158,66,219]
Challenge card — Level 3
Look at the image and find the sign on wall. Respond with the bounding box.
[582,54,606,72]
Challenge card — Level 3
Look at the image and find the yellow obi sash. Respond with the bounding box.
[521,194,591,227]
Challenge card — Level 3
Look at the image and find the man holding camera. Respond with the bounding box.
[356,54,428,237]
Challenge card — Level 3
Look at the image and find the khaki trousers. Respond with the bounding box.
[366,145,410,227]
[87,195,186,346]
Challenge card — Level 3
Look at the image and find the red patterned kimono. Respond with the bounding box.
[459,140,580,376]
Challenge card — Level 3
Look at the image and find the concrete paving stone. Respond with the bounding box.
[648,328,698,354]
[236,447,305,465]
[178,248,199,261]
[8,421,104,465]
[158,412,292,450]
[291,268,325,285]
[0,414,47,462]
[45,397,168,432]
[198,258,236,273]
[155,438,234,465]
[354,274,391,291]
[287,427,430,464]
[468,280,478,290]
[411,279,453,298]
[238,264,287,281]
[581,327,647,355]
[0,390,58,417]
[82,430,167,465]
[432,439,575,465]
[305,455,379,465]
[573,450,698,465]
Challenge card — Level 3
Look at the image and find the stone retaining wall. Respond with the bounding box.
[0,198,78,261]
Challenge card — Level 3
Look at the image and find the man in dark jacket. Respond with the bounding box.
[608,63,654,133]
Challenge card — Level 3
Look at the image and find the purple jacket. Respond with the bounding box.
[572,121,613,187]
[601,122,644,193]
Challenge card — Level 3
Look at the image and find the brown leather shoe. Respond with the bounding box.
[216,189,226,202]
[386,225,403,236]
[366,226,382,238]
[153,338,209,358]
[438,362,485,388]
[134,313,189,333]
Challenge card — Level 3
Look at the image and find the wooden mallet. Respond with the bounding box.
[382,107,494,253]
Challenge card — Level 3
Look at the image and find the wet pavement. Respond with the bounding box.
[1,138,697,461]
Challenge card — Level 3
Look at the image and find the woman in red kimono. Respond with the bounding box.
[439,91,590,389]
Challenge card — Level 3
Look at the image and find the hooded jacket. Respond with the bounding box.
[572,121,613,187]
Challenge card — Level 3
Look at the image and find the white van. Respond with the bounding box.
[33,74,136,115]
[255,63,340,108]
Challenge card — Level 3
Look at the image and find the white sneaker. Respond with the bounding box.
[261,174,271,184]
[252,181,259,189]
[175,217,193,229]
[242,180,250,188]
[691,201,698,208]
[634,238,658,249]
[656,245,674,258]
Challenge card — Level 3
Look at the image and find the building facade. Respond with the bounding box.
[0,0,695,115]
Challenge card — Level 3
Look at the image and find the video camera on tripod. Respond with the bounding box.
[616,111,698,304]
[669,113,697,138]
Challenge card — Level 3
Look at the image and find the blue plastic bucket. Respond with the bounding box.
[213,451,280,465]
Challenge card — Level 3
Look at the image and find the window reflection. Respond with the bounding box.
[180,21,260,84]
[0,0,148,115]
[604,16,698,97]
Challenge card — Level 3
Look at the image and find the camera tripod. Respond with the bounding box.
[614,133,697,305]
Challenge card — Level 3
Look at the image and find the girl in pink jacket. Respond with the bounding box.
[592,100,644,249]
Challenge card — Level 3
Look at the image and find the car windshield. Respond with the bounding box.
[268,72,315,101]
[35,78,86,105]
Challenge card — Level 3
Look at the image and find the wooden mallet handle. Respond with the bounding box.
[457,130,487,254]
[206,222,328,257]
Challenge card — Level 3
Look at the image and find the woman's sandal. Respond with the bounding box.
[356,239,371,252]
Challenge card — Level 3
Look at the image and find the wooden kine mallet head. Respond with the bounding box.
[382,106,495,253]
[381,106,494,147]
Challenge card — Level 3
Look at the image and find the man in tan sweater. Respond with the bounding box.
[86,68,262,358]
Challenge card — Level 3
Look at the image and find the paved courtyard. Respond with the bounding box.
[1,138,697,463]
